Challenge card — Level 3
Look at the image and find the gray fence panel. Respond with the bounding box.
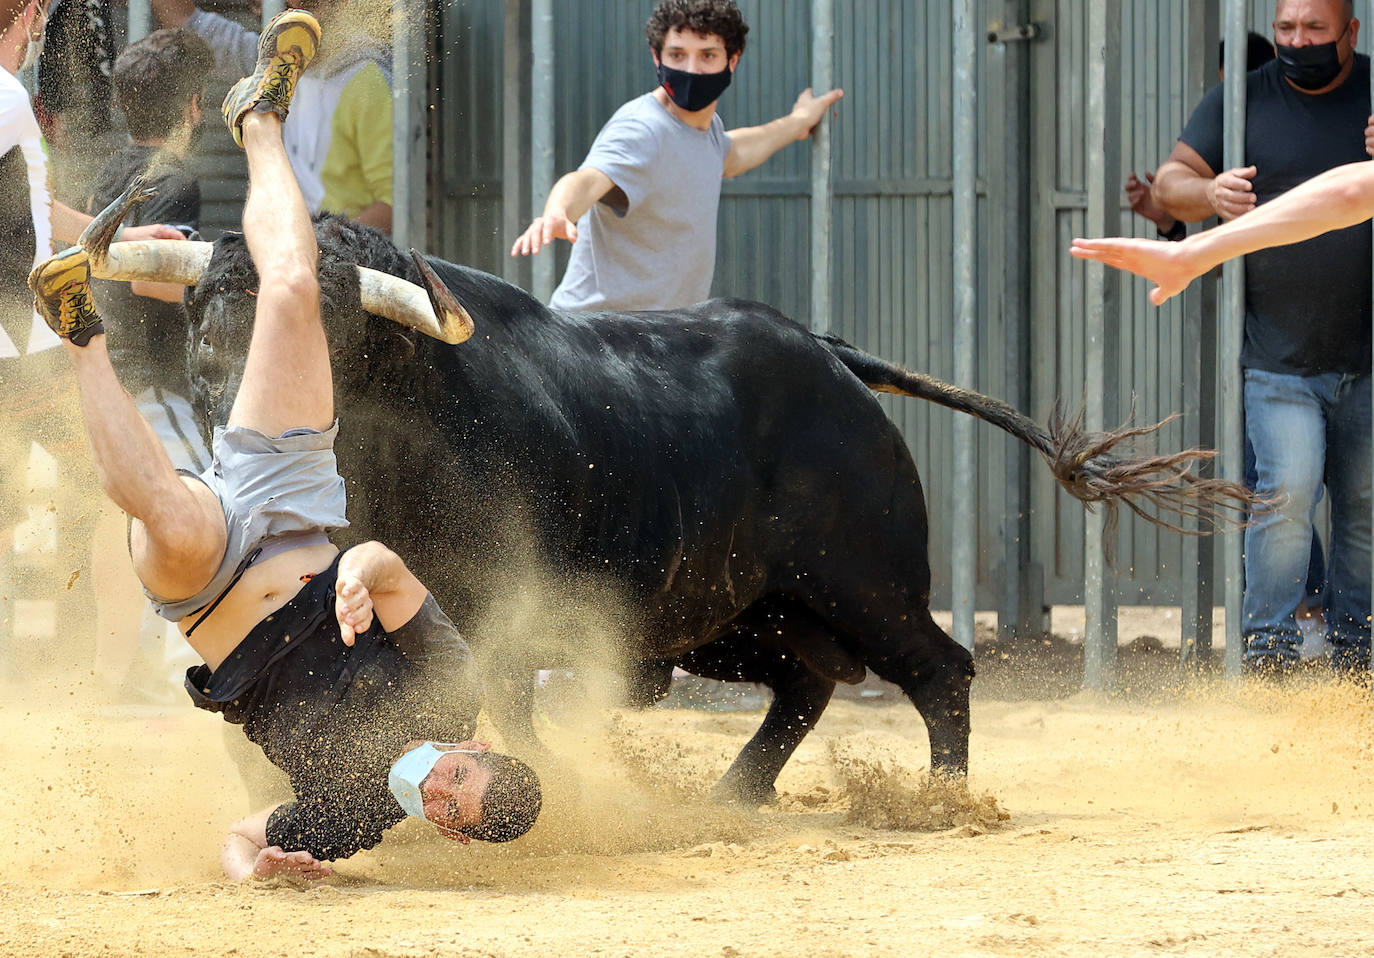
[70,0,1270,610]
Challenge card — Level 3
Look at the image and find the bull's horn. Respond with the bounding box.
[360,256,475,345]
[89,240,215,286]
[92,239,474,347]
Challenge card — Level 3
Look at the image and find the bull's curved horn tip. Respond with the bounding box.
[408,248,475,345]
[80,173,159,265]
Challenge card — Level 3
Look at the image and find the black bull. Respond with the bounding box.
[185,217,1253,804]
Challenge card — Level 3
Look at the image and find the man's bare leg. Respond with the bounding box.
[33,298,226,601]
[228,111,333,437]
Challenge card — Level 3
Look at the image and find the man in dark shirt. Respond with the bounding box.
[88,26,211,472]
[28,10,541,881]
[1151,0,1372,674]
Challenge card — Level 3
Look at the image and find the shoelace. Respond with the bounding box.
[62,287,97,328]
[262,54,301,107]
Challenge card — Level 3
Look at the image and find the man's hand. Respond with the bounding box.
[1069,236,1198,306]
[1366,113,1374,158]
[122,224,190,242]
[511,213,578,256]
[1205,165,1258,220]
[334,541,429,645]
[789,87,844,140]
[1125,172,1177,232]
[335,573,375,647]
[252,846,332,882]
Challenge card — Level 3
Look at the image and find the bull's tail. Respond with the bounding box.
[818,334,1268,535]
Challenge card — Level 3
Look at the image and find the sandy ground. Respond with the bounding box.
[0,617,1372,958]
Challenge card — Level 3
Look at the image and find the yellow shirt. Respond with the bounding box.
[321,62,393,217]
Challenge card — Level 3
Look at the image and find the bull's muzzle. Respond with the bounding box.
[88,240,475,346]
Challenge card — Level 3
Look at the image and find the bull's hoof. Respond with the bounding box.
[80,172,157,271]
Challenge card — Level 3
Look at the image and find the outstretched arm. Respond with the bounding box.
[723,87,844,178]
[1071,159,1374,305]
[221,805,333,882]
[510,168,617,256]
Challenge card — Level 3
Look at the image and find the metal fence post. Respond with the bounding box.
[391,0,427,254]
[1221,0,1248,679]
[127,0,151,43]
[994,0,1039,645]
[1180,0,1220,676]
[502,0,527,288]
[809,0,833,338]
[951,0,978,651]
[1083,0,1122,691]
[530,0,555,303]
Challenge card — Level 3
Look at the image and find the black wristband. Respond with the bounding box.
[1159,219,1187,243]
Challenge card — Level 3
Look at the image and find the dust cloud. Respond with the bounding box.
[5,616,1374,954]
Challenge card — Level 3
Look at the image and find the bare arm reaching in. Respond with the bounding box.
[1070,159,1374,305]
[509,168,617,257]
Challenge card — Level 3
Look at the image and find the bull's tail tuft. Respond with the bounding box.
[1044,402,1272,535]
[820,334,1271,535]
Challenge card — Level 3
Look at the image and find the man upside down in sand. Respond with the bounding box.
[28,9,540,882]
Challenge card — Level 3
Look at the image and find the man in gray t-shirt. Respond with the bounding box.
[511,0,842,312]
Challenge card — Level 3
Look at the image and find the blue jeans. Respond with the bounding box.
[1243,368,1372,671]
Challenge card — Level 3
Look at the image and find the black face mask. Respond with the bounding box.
[656,61,732,112]
[1276,27,1349,90]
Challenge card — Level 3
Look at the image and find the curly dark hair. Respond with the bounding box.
[465,752,542,843]
[645,0,748,58]
[113,27,212,140]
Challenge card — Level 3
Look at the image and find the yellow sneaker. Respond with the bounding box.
[221,9,321,148]
[28,247,103,346]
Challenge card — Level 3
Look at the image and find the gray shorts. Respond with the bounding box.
[133,386,210,474]
[146,421,349,621]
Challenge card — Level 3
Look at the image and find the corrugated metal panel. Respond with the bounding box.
[429,0,1255,608]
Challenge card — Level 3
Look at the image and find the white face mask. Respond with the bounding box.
[388,742,481,821]
[19,35,41,71]
[19,5,45,71]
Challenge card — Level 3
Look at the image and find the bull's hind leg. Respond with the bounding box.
[678,636,835,805]
[860,609,973,776]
